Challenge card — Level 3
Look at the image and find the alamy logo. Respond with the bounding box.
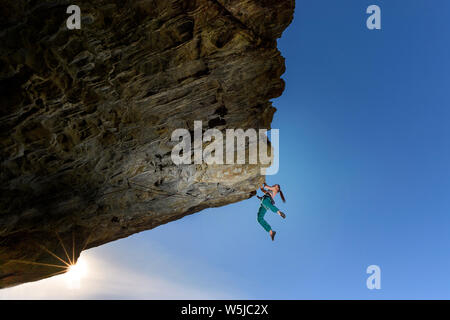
[366,5,381,30]
[366,265,381,290]
[66,5,81,30]
[171,121,279,175]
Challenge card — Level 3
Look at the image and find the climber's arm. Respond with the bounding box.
[264,184,277,192]
[260,184,273,196]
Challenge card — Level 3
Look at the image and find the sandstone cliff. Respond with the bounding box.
[0,0,294,288]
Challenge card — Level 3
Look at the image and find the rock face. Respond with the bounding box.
[0,0,294,288]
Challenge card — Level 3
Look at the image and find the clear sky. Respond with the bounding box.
[2,0,450,299]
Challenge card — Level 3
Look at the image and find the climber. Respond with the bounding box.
[256,182,286,241]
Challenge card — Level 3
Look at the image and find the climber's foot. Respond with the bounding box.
[279,211,286,219]
[270,230,276,241]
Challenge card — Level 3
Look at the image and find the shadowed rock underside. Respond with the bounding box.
[0,0,294,288]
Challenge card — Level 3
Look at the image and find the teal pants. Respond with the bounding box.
[257,197,280,232]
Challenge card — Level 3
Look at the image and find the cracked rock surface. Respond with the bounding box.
[0,0,294,288]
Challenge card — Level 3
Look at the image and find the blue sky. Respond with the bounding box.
[2,0,450,299]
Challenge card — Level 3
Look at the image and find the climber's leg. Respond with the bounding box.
[257,205,271,232]
[262,197,286,219]
[262,197,280,213]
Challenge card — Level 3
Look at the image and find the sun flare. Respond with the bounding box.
[65,256,88,289]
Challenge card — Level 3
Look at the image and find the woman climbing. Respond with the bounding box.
[257,182,286,241]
